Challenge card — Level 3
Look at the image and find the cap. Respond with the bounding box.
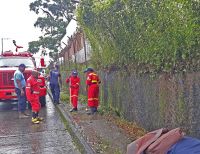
[19,63,26,68]
[84,67,94,73]
[72,70,78,76]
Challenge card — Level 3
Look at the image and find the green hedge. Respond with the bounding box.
[77,0,200,73]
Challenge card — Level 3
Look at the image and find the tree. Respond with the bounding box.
[77,0,200,73]
[28,0,76,59]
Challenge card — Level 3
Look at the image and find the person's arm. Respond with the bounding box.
[74,77,80,89]
[66,77,70,84]
[15,74,25,96]
[58,73,62,88]
[85,74,91,91]
[26,80,33,101]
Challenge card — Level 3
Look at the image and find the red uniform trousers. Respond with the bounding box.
[88,84,99,108]
[26,75,41,113]
[30,94,41,112]
[66,76,80,109]
[70,88,79,109]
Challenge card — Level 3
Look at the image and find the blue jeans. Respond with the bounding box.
[50,83,60,103]
[15,88,27,112]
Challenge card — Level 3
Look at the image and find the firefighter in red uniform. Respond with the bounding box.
[26,70,43,124]
[66,70,80,112]
[84,68,101,115]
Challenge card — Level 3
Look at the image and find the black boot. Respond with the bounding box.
[70,108,77,112]
[87,107,96,115]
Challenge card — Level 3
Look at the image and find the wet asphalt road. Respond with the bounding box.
[0,95,80,154]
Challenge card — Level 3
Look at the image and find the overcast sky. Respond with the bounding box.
[0,0,42,52]
[0,0,77,65]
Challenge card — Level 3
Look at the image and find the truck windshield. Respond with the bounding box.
[0,57,35,68]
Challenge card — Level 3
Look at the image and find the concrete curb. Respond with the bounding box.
[47,90,95,154]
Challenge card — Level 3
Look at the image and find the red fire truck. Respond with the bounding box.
[0,51,47,107]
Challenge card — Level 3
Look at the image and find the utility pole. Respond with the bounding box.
[73,39,77,69]
[83,32,88,68]
[1,38,11,54]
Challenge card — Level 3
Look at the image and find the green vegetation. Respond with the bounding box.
[28,0,76,59]
[60,92,70,103]
[79,94,87,105]
[77,0,200,73]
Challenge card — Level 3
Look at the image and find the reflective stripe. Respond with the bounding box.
[76,83,79,85]
[26,87,31,88]
[71,95,78,97]
[87,77,91,80]
[88,98,99,101]
[91,80,97,83]
[33,91,40,94]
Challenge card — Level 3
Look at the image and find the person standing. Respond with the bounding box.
[14,64,29,118]
[49,64,62,104]
[26,70,43,124]
[84,68,101,115]
[66,70,80,112]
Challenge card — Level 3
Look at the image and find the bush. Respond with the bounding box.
[77,0,200,73]
[79,94,87,105]
[60,92,70,103]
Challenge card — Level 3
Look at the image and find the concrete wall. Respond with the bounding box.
[98,71,200,137]
[62,70,200,137]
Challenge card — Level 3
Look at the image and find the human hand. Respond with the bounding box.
[21,90,25,96]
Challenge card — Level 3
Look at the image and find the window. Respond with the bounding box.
[0,57,35,68]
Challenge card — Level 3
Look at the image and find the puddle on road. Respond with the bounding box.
[45,95,56,116]
[0,95,80,154]
[0,95,54,113]
[0,101,18,111]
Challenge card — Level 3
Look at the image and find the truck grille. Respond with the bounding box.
[0,72,14,86]
[0,71,31,87]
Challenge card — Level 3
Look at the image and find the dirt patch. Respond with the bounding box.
[104,114,146,141]
[65,104,145,154]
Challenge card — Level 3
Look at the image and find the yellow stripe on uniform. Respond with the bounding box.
[88,98,99,101]
[91,80,97,83]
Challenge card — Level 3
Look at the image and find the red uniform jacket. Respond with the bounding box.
[86,72,100,86]
[86,72,101,107]
[66,76,80,89]
[26,75,40,101]
[66,76,80,108]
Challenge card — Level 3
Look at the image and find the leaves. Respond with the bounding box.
[77,0,200,73]
[28,0,76,59]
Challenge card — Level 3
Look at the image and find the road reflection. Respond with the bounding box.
[0,101,18,111]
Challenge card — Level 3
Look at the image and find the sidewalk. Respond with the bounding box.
[57,101,146,154]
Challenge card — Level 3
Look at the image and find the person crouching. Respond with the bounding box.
[26,70,43,124]
[84,68,101,115]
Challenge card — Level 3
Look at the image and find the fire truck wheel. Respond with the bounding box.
[40,96,46,107]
